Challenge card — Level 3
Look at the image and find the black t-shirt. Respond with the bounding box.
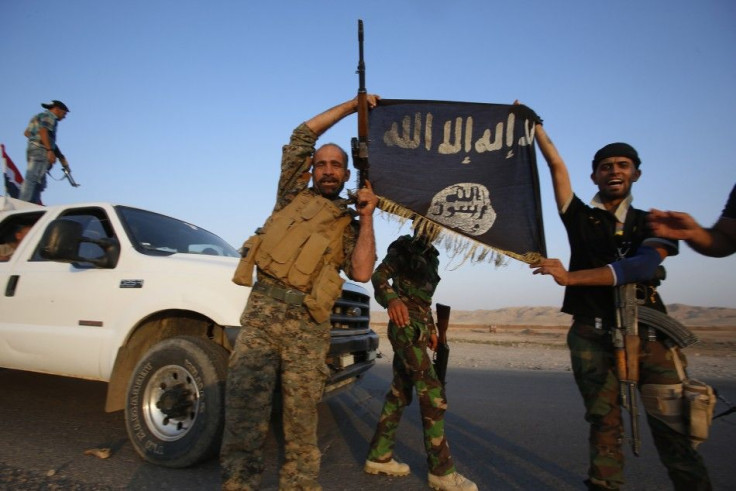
[560,195,678,324]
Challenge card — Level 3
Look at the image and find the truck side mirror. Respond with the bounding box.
[39,219,120,268]
[39,219,83,261]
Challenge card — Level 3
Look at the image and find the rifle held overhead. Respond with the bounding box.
[350,19,369,188]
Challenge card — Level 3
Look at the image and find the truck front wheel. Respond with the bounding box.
[124,335,229,468]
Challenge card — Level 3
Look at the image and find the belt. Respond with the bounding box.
[29,142,50,151]
[573,315,659,340]
[253,281,306,306]
[573,315,614,330]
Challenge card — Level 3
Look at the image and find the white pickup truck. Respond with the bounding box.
[0,197,378,468]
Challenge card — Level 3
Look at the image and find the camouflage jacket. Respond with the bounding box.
[372,235,440,329]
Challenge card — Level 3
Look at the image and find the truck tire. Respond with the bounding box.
[124,335,230,468]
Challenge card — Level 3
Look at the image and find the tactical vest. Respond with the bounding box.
[232,190,353,323]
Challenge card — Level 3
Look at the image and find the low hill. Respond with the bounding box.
[370,304,736,327]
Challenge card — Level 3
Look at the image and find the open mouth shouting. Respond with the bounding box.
[606,177,624,191]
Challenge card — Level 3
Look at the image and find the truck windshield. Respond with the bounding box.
[116,206,239,257]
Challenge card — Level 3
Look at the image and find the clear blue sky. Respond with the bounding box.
[2,1,734,310]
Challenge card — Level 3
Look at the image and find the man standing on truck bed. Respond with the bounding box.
[220,94,380,491]
[20,100,71,204]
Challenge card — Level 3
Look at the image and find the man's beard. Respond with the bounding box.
[599,182,632,202]
[316,180,345,199]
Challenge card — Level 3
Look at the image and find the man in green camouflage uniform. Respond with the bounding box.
[365,229,477,491]
[220,95,379,491]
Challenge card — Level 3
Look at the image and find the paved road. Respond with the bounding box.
[1,364,734,490]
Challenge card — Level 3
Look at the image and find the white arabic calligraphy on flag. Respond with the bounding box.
[368,100,546,264]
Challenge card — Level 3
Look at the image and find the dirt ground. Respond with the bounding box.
[371,323,736,381]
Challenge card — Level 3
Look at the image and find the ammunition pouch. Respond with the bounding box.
[641,383,686,434]
[232,234,261,287]
[683,379,716,448]
[640,350,717,449]
[303,264,344,324]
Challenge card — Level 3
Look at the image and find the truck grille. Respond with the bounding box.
[330,288,371,331]
[325,285,379,383]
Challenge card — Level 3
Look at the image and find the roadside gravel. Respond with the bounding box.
[373,326,736,381]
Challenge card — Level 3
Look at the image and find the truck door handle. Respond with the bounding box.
[5,275,19,297]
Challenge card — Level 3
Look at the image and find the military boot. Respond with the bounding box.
[364,458,411,476]
[428,471,478,491]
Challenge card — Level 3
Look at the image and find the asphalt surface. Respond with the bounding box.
[1,364,734,490]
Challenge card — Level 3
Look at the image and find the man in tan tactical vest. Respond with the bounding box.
[221,94,380,491]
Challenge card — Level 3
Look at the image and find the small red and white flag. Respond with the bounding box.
[2,143,23,198]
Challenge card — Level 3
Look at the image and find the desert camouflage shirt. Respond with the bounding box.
[372,234,440,328]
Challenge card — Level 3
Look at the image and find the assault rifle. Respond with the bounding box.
[350,19,369,189]
[433,303,451,386]
[613,282,641,456]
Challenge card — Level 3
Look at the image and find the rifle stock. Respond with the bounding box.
[350,19,369,188]
[614,283,641,456]
[434,303,450,386]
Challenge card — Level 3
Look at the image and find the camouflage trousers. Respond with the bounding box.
[220,289,330,491]
[568,319,711,491]
[367,319,455,476]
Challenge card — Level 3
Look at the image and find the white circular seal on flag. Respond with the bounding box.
[426,183,496,236]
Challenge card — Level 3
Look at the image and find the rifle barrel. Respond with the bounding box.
[631,385,641,456]
[352,19,369,188]
[357,20,365,91]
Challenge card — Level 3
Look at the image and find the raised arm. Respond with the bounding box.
[305,94,379,137]
[349,180,378,282]
[535,124,573,212]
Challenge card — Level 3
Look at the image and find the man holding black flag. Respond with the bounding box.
[220,94,380,491]
[528,106,712,490]
[365,223,477,491]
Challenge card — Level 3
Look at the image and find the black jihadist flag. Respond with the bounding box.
[368,99,546,264]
